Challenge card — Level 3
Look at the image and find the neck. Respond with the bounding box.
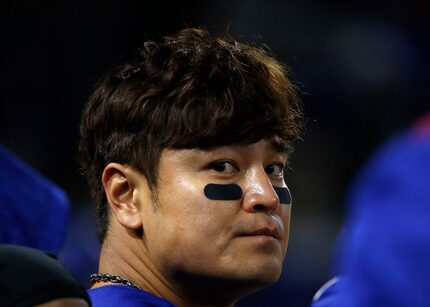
[95,225,238,307]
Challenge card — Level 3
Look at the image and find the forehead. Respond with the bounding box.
[198,138,288,155]
[162,138,288,164]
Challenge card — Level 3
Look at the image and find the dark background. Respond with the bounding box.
[1,1,429,306]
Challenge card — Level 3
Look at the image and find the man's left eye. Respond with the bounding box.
[265,164,284,177]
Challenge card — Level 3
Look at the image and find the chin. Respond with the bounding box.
[229,257,284,288]
[248,264,282,285]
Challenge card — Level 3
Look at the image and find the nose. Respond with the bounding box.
[241,169,280,213]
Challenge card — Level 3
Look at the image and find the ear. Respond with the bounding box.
[102,163,142,230]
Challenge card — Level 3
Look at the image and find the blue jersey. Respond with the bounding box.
[89,285,175,307]
[313,115,430,307]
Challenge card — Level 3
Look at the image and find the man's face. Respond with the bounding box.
[137,138,291,288]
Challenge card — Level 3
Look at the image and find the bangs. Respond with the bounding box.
[164,93,292,150]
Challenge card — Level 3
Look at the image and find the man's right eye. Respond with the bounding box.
[210,161,238,173]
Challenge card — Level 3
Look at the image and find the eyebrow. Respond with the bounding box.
[269,140,289,153]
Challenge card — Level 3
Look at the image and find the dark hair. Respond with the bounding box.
[79,28,303,242]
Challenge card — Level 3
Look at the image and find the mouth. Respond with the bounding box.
[238,226,281,240]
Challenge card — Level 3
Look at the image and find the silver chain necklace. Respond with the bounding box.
[90,273,141,290]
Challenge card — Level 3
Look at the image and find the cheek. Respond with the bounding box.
[158,180,236,235]
[279,206,292,253]
[153,186,237,266]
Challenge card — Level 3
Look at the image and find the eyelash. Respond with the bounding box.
[209,160,284,177]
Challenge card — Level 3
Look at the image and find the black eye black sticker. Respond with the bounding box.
[273,186,292,205]
[204,183,291,205]
[204,183,243,200]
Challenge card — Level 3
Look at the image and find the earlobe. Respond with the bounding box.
[102,163,142,230]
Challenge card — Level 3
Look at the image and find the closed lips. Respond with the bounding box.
[239,227,281,240]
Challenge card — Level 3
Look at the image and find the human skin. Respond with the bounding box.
[96,138,292,307]
[35,298,90,307]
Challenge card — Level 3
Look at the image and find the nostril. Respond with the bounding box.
[253,204,266,211]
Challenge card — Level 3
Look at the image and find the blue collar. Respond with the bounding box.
[88,285,175,307]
